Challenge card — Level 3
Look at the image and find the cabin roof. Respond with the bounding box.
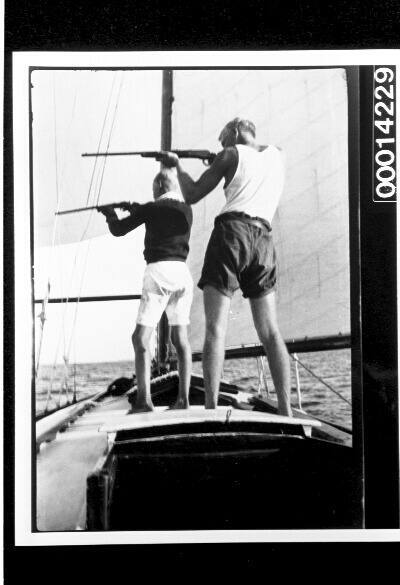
[100,405,321,433]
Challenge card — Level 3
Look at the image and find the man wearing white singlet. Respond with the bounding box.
[160,118,292,416]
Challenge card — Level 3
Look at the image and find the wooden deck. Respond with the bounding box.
[36,395,129,531]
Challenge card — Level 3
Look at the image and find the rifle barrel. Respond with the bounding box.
[81,149,216,159]
[82,151,150,157]
[56,201,130,215]
[56,205,100,215]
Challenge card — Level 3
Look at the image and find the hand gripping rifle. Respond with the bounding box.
[81,149,217,166]
[55,201,135,216]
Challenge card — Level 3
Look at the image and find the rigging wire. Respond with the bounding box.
[35,281,50,378]
[40,74,81,404]
[95,75,125,204]
[78,72,125,243]
[256,356,270,399]
[292,352,304,411]
[35,74,63,380]
[40,71,124,410]
[43,77,83,405]
[290,353,351,406]
[61,74,121,307]
[84,72,120,208]
[39,73,79,410]
[64,73,125,363]
[72,340,77,403]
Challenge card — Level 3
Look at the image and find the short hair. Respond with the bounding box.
[154,168,178,192]
[223,117,256,138]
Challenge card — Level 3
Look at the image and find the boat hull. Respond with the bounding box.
[89,429,358,530]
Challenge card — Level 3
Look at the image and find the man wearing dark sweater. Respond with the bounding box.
[99,168,193,413]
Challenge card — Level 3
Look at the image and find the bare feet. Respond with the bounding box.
[169,397,189,410]
[128,400,155,414]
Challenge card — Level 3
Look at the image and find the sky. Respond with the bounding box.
[32,69,163,363]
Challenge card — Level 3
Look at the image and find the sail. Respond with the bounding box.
[171,69,350,351]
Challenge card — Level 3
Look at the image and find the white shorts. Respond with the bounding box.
[136,261,193,327]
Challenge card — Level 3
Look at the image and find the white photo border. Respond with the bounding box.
[13,49,400,545]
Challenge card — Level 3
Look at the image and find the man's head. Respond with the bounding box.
[218,117,256,148]
[152,168,179,200]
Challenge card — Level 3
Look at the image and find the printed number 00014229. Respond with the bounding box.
[373,66,396,202]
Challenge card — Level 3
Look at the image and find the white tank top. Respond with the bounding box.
[220,144,284,223]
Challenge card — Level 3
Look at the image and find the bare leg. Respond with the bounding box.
[169,325,192,409]
[250,292,292,417]
[130,325,155,413]
[202,286,231,409]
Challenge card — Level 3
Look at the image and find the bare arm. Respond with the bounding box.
[161,149,234,205]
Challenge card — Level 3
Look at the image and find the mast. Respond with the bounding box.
[157,69,173,369]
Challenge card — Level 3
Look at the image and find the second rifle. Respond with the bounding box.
[55,201,133,216]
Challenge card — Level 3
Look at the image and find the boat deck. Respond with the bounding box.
[37,395,320,531]
[36,395,130,531]
[36,372,352,531]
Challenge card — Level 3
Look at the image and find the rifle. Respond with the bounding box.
[55,201,133,216]
[81,149,217,166]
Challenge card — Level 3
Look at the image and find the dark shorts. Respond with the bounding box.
[198,211,277,299]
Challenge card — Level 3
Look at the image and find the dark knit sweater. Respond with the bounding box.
[106,196,193,264]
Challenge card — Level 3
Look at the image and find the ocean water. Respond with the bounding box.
[36,349,352,430]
